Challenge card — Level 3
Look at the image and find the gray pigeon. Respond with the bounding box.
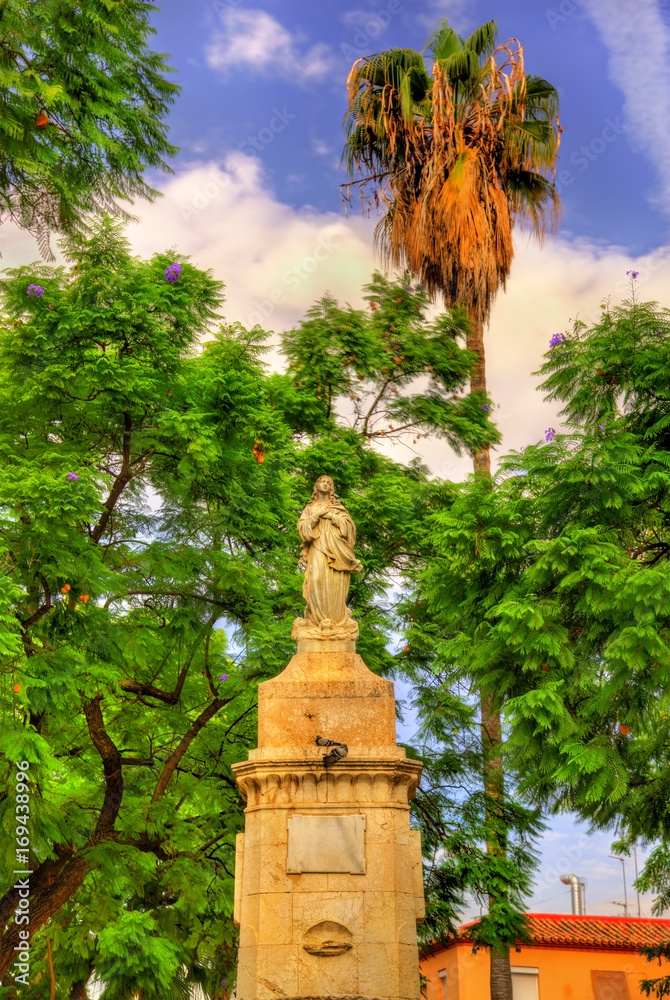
[323,744,348,766]
[315,736,348,766]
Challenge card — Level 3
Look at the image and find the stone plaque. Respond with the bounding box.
[286,815,365,874]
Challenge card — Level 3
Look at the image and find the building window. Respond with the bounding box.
[438,968,447,1000]
[591,971,632,1000]
[511,966,539,1000]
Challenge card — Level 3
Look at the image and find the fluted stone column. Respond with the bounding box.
[231,643,425,1000]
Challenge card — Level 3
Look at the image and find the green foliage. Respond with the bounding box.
[640,942,670,999]
[0,0,179,257]
[281,271,499,455]
[0,218,495,995]
[403,284,670,979]
[407,691,542,956]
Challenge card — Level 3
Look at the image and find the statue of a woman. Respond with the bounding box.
[292,475,362,641]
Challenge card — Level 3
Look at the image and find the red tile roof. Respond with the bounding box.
[455,914,670,952]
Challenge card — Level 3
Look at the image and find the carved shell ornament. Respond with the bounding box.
[303,920,353,956]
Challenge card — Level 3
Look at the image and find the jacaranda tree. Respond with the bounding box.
[0,218,496,998]
[0,0,179,258]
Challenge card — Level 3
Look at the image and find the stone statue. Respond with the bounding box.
[292,475,362,642]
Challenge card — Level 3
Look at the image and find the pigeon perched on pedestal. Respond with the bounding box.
[315,735,348,767]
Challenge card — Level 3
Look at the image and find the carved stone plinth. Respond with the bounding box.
[232,649,425,1000]
[291,616,360,643]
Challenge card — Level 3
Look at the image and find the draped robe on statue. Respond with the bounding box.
[297,499,362,627]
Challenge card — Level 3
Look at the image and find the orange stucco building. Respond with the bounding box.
[421,913,670,1000]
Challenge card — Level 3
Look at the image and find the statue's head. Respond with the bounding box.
[312,475,336,501]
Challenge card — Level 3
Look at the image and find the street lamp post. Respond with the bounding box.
[609,856,629,917]
[633,843,642,917]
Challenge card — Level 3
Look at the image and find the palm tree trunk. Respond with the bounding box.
[468,314,514,1000]
[467,316,491,477]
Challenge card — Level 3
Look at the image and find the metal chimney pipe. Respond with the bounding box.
[560,873,585,914]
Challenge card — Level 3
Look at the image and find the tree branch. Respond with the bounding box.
[105,590,229,610]
[119,643,196,704]
[17,574,52,630]
[362,379,391,435]
[0,693,132,971]
[82,695,123,842]
[119,679,178,704]
[150,697,232,804]
[90,411,133,544]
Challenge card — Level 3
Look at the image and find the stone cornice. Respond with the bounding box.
[231,756,422,807]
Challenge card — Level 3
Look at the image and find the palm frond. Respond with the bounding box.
[341,18,561,326]
[464,22,498,57]
[505,169,560,239]
[425,23,463,61]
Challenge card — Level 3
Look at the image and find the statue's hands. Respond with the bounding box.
[311,505,343,529]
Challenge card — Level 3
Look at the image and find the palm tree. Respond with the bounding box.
[342,19,561,475]
[342,19,561,1000]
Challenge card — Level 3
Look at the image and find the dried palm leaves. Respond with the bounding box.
[342,20,561,327]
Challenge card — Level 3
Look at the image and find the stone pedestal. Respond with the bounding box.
[231,645,425,1000]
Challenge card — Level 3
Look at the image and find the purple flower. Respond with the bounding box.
[545,427,556,443]
[27,284,44,298]
[656,328,663,334]
[418,283,426,291]
[164,262,182,284]
[341,459,348,464]
[219,674,228,681]
[599,424,605,430]
[66,472,79,481]
[549,332,566,348]
[626,270,639,279]
[481,404,490,412]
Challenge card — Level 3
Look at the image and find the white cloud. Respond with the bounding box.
[415,0,472,36]
[125,154,375,339]
[584,0,670,219]
[205,9,336,85]
[399,234,670,483]
[312,138,333,157]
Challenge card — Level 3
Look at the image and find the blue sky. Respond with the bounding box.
[150,0,670,252]
[4,0,670,924]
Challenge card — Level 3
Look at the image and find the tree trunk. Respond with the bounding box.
[467,316,492,477]
[468,313,514,1000]
[69,980,89,999]
[490,950,514,1000]
[68,963,94,999]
